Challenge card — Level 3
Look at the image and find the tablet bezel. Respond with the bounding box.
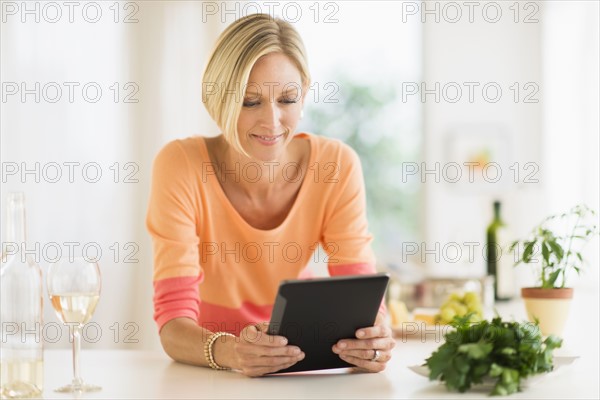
[266,273,389,374]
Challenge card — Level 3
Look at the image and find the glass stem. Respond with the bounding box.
[72,325,83,387]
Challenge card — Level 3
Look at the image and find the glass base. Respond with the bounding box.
[55,383,101,393]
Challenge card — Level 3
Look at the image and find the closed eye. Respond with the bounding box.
[242,99,298,107]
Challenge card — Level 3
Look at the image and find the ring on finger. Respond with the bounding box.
[371,349,381,362]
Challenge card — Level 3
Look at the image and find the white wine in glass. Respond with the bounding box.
[50,293,100,325]
[47,257,101,393]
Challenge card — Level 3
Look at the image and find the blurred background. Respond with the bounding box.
[1,1,598,350]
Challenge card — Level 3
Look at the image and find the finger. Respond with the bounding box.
[255,321,283,337]
[374,312,387,326]
[335,349,392,363]
[254,322,270,333]
[240,323,288,347]
[339,354,386,373]
[238,343,303,359]
[241,352,305,376]
[245,358,303,377]
[270,357,304,373]
[355,324,390,339]
[260,345,303,357]
[242,351,305,368]
[333,337,393,351]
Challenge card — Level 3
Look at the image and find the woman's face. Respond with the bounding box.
[237,52,304,161]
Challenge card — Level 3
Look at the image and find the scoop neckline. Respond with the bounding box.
[197,133,315,233]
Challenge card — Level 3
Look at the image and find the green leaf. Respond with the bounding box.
[492,384,509,396]
[503,368,520,385]
[547,270,561,287]
[544,335,563,350]
[541,242,550,264]
[471,363,490,382]
[489,363,504,377]
[547,240,564,260]
[449,313,474,329]
[453,354,471,374]
[500,347,517,355]
[458,342,493,360]
[426,346,453,380]
[523,241,536,263]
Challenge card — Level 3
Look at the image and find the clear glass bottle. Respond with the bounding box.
[1,192,44,398]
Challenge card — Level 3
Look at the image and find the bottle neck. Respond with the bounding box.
[6,193,27,244]
[493,202,501,221]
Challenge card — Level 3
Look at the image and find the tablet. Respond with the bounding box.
[266,273,389,374]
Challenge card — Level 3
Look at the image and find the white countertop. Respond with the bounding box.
[41,291,599,399]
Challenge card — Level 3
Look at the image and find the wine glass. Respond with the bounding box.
[47,257,102,393]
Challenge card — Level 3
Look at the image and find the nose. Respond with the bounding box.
[259,100,281,131]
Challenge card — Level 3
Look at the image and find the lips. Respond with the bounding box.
[250,133,284,146]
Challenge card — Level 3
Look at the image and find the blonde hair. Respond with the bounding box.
[201,14,311,156]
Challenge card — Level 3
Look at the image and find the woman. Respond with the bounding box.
[147,13,395,377]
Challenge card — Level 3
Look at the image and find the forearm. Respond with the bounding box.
[159,317,238,370]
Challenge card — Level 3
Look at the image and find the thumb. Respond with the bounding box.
[255,321,271,333]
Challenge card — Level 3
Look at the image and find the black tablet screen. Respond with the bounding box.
[266,273,389,374]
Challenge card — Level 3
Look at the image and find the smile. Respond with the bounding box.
[251,134,284,145]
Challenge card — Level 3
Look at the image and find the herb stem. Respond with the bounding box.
[561,211,580,288]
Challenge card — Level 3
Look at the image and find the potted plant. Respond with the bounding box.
[510,204,598,336]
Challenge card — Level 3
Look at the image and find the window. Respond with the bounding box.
[279,1,423,264]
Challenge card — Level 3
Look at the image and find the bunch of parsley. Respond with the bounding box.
[425,316,562,396]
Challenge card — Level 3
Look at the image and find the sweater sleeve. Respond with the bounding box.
[321,143,386,315]
[321,143,377,274]
[146,140,204,332]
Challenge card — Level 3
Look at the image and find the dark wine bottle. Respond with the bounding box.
[486,201,514,301]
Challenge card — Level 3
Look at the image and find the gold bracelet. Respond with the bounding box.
[204,332,235,370]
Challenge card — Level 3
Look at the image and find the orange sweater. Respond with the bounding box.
[147,133,377,335]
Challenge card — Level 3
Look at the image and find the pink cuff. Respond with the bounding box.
[153,275,202,332]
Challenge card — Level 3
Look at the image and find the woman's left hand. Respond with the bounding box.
[331,312,395,372]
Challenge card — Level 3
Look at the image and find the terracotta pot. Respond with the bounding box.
[521,287,573,337]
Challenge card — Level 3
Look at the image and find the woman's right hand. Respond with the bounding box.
[232,322,305,377]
